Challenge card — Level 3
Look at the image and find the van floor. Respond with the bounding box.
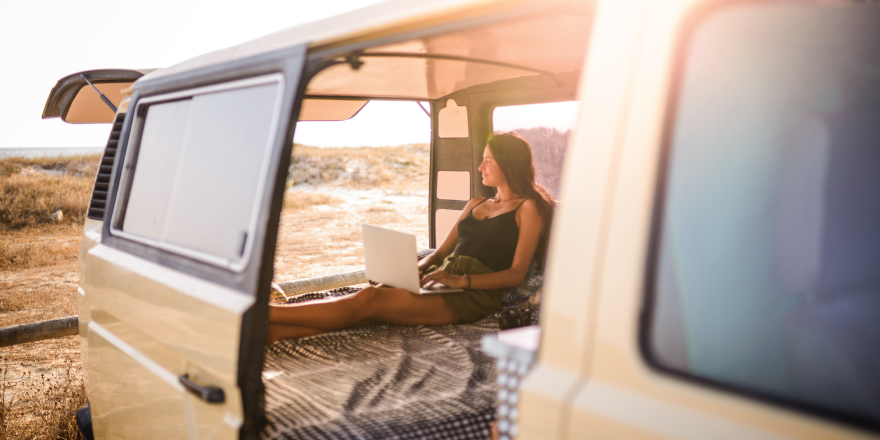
[264,287,499,440]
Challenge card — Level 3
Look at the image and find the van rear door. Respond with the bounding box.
[81,45,307,439]
[42,69,149,123]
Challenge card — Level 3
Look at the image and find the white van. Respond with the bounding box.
[44,0,880,438]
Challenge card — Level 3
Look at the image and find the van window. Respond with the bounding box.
[119,77,282,266]
[492,101,579,198]
[647,1,880,427]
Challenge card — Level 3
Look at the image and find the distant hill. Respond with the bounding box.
[510,127,569,199]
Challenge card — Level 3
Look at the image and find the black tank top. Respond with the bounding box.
[453,198,524,272]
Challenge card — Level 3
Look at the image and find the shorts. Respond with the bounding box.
[427,253,504,324]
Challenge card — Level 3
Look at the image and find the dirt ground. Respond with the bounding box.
[274,185,429,282]
[0,225,87,439]
[0,146,429,438]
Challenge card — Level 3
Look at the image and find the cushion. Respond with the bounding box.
[500,260,543,306]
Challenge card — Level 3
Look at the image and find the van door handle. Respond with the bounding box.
[179,374,225,403]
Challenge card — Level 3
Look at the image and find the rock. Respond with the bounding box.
[21,166,66,177]
[48,210,63,222]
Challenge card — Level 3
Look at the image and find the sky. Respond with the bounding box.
[294,101,432,147]
[0,0,579,149]
[0,0,417,149]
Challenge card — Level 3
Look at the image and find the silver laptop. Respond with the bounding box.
[362,224,463,295]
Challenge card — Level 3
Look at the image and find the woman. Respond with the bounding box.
[267,132,555,343]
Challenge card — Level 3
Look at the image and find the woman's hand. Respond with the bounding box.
[420,269,466,289]
[417,260,432,279]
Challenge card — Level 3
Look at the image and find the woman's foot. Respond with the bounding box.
[270,282,286,301]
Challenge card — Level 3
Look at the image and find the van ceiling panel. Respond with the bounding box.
[366,13,590,74]
[307,57,539,100]
[298,98,368,121]
[306,12,591,100]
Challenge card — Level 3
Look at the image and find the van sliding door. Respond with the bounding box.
[82,45,307,439]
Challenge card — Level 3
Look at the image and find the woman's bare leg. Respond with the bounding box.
[268,286,457,336]
[266,323,325,344]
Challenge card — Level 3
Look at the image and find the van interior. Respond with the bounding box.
[262,6,590,438]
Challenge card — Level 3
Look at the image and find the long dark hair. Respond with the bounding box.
[486,132,556,269]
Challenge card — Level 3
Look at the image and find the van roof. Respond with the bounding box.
[141,0,519,83]
[141,0,591,100]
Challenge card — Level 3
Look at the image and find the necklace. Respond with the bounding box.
[486,196,523,219]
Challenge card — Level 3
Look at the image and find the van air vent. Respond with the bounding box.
[87,113,124,220]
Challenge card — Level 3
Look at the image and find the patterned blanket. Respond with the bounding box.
[263,287,502,440]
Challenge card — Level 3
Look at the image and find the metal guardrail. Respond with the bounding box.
[0,315,79,347]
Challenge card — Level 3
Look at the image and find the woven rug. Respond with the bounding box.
[263,287,502,440]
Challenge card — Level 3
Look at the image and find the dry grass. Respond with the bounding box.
[0,155,99,229]
[0,355,85,440]
[0,155,97,179]
[289,143,429,191]
[0,154,96,440]
[0,225,82,271]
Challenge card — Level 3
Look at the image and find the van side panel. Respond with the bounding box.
[78,218,103,380]
[87,323,188,439]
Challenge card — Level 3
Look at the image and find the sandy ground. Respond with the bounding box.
[274,184,429,281]
[0,183,428,434]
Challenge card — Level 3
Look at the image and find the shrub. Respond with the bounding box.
[0,155,99,230]
[288,144,429,189]
[0,357,86,440]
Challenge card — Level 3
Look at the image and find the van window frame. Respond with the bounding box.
[110,73,286,272]
[639,0,880,434]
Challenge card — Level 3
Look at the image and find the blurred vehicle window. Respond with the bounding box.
[493,101,580,199]
[647,1,880,427]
